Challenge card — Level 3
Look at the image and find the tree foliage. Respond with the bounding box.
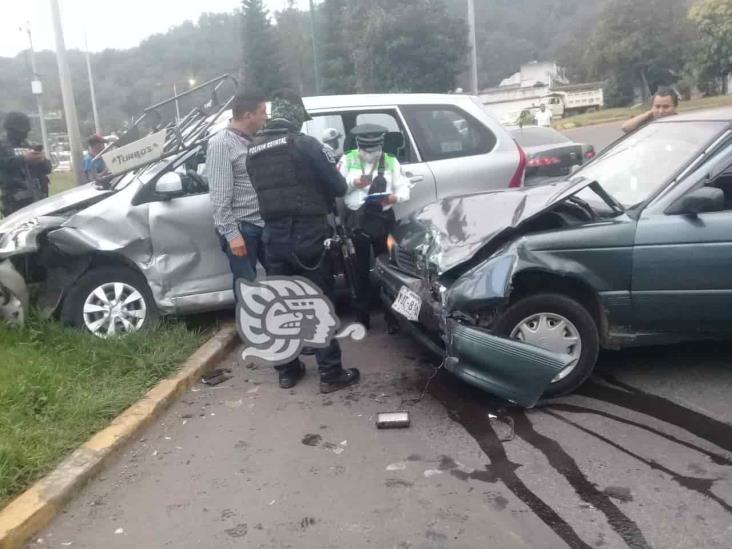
[689,0,732,93]
[241,0,290,94]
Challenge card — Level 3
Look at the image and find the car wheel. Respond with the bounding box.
[493,293,599,397]
[61,266,160,337]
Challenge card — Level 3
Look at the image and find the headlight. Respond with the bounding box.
[0,219,40,257]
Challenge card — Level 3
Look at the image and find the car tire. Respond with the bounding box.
[61,266,160,337]
[493,293,599,397]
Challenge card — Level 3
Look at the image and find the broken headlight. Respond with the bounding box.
[0,219,41,257]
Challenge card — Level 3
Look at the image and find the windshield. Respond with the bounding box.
[571,121,726,208]
[511,127,570,147]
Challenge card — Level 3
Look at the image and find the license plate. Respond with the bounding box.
[391,285,422,322]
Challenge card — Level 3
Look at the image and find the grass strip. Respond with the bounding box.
[0,318,205,507]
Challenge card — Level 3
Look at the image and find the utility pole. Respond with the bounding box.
[25,24,50,155]
[467,0,479,95]
[85,34,101,135]
[309,0,321,95]
[173,83,181,122]
[50,0,84,185]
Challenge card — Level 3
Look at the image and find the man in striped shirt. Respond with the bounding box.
[207,91,268,286]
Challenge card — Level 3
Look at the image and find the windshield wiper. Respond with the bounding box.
[589,180,625,214]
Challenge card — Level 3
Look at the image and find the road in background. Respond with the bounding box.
[561,120,624,153]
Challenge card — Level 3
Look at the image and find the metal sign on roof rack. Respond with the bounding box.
[93,74,238,185]
[102,129,167,175]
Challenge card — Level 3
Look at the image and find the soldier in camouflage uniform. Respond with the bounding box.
[0,112,51,218]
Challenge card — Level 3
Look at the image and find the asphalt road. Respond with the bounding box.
[561,121,624,153]
[30,309,732,549]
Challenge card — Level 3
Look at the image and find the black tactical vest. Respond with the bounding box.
[247,131,331,221]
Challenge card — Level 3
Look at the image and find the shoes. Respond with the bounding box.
[319,368,360,394]
[278,361,306,389]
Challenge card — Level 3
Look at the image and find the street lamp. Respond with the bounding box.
[173,78,197,122]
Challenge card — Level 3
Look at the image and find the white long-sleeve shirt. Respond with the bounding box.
[338,150,411,212]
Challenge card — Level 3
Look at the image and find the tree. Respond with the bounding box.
[241,0,290,94]
[689,0,732,94]
[274,2,316,95]
[581,0,692,105]
[351,0,468,93]
[320,0,356,94]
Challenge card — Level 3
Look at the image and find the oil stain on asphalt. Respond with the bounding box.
[423,362,732,549]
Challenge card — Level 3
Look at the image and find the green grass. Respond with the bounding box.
[0,318,206,508]
[556,94,732,129]
[49,171,78,195]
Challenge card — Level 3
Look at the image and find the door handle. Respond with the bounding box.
[405,172,424,183]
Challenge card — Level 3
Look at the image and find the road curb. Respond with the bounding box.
[0,323,239,549]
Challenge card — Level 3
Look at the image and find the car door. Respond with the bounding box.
[145,147,234,313]
[632,139,732,333]
[399,103,520,202]
[304,107,437,219]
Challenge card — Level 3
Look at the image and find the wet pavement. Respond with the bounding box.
[28,312,732,549]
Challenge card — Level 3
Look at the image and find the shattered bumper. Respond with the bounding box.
[0,259,29,324]
[375,257,573,407]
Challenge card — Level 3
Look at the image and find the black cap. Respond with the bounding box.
[3,112,31,133]
[351,123,387,151]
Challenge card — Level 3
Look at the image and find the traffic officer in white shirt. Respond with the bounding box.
[535,103,553,127]
[339,124,411,331]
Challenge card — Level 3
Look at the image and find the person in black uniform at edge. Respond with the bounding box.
[0,112,52,218]
[246,89,360,393]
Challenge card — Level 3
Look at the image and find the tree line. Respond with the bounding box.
[0,0,730,139]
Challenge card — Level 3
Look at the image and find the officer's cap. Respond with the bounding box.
[351,123,388,150]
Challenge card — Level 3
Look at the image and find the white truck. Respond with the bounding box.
[480,82,604,125]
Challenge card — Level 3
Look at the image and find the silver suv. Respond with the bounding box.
[0,93,525,336]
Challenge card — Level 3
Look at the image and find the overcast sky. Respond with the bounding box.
[0,0,311,58]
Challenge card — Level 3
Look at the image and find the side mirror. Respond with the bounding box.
[669,187,724,216]
[156,172,183,197]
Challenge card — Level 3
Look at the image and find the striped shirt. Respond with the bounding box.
[207,128,264,241]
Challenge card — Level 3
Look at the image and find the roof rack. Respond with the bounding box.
[95,74,238,186]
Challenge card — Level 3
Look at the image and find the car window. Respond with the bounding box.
[303,114,346,155]
[401,105,497,161]
[573,121,727,209]
[355,112,400,132]
[511,127,570,147]
[161,146,209,196]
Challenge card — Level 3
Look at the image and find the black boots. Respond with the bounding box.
[319,368,361,394]
[278,361,306,389]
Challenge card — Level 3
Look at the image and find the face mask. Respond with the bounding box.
[359,147,382,164]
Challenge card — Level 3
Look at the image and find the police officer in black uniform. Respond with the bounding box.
[246,89,360,393]
[0,112,51,218]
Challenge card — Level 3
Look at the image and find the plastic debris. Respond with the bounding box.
[114,528,124,535]
[386,462,407,471]
[201,368,233,386]
[424,469,444,478]
[225,399,244,408]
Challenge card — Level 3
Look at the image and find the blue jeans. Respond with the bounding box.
[218,221,266,290]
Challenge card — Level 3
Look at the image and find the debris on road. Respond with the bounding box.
[114,528,124,535]
[201,368,233,386]
[386,462,407,471]
[376,411,411,429]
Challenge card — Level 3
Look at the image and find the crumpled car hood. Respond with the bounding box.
[0,183,112,235]
[394,178,593,274]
